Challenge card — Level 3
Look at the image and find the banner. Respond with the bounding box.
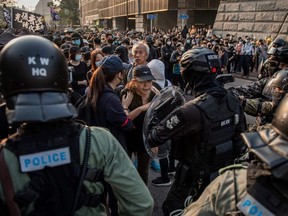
[12,8,46,32]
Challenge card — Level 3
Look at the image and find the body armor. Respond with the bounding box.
[3,121,104,216]
[175,90,241,171]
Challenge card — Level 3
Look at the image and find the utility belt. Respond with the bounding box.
[13,166,105,209]
[174,162,212,200]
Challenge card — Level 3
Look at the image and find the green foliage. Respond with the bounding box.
[0,0,17,7]
[47,2,54,7]
[58,0,80,27]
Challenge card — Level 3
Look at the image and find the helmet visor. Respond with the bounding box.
[262,77,287,102]
[268,46,277,55]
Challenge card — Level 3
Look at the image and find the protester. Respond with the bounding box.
[122,65,157,185]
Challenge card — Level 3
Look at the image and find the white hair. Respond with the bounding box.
[132,41,150,56]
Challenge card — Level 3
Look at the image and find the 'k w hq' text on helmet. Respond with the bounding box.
[0,35,77,124]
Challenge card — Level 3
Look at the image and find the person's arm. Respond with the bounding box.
[228,78,267,99]
[86,127,154,216]
[148,101,202,147]
[106,96,134,131]
[242,98,275,117]
[129,103,151,120]
[170,51,177,63]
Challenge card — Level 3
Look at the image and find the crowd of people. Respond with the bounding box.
[0,24,288,216]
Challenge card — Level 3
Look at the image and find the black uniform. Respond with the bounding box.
[147,47,246,215]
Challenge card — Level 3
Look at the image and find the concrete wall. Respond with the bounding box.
[213,0,288,39]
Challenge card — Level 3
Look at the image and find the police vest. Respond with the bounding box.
[4,121,104,216]
[237,129,288,216]
[236,161,288,216]
[193,91,241,171]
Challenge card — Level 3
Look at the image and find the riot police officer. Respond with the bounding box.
[147,47,246,215]
[0,35,153,216]
[242,69,288,130]
[258,44,288,80]
[183,94,288,216]
[229,46,288,100]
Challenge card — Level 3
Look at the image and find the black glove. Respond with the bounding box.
[147,129,161,148]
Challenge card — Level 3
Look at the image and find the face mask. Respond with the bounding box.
[73,39,81,46]
[95,61,102,67]
[108,39,114,44]
[75,54,82,61]
[180,47,184,51]
[186,40,191,44]
[101,39,105,43]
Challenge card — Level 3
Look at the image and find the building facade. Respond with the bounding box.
[214,0,288,39]
[80,0,220,31]
[34,0,53,27]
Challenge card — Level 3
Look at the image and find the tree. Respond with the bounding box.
[0,0,17,7]
[57,0,80,27]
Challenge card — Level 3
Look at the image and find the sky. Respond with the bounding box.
[18,0,39,11]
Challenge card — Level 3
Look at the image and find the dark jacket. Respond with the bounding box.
[92,85,134,150]
[125,91,156,153]
[161,45,175,70]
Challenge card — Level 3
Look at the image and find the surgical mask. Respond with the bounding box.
[95,61,102,67]
[186,40,191,44]
[75,54,82,61]
[101,39,105,43]
[180,47,184,51]
[166,41,171,46]
[73,39,81,46]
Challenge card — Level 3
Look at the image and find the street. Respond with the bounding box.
[148,77,256,216]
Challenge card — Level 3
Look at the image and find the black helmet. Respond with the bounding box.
[272,94,288,140]
[274,46,288,64]
[259,46,288,79]
[0,35,77,124]
[180,47,220,81]
[263,69,288,105]
[0,35,69,98]
[272,37,287,48]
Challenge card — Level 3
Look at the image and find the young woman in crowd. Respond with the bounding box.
[86,49,105,83]
[122,65,157,185]
[82,55,135,216]
[68,46,88,97]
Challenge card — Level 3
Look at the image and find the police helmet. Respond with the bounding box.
[262,69,288,104]
[274,46,288,64]
[259,46,288,79]
[0,35,77,124]
[180,47,220,81]
[272,37,287,48]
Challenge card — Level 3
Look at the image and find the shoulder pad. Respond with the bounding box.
[219,164,247,175]
[227,90,240,111]
[192,93,218,119]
